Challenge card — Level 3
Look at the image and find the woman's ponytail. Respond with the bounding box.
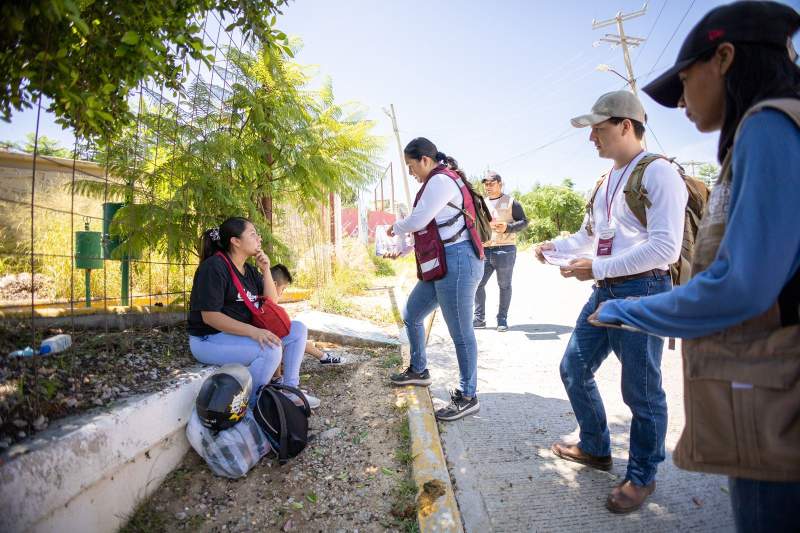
[444,155,467,181]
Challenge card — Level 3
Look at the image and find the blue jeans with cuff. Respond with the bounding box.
[559,274,671,486]
[189,320,308,403]
[474,245,517,324]
[404,240,483,397]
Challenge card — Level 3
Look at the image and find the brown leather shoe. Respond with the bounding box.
[606,479,656,514]
[550,442,613,471]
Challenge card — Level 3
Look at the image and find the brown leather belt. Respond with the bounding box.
[595,269,669,288]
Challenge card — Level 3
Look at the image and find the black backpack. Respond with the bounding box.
[253,383,311,464]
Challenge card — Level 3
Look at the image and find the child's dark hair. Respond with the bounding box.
[404,137,468,181]
[200,217,250,262]
[270,264,293,285]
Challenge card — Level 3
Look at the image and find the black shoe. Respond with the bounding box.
[435,389,480,421]
[390,366,432,386]
[496,320,508,332]
[473,318,486,328]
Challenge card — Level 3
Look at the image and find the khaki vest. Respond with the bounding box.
[674,99,800,481]
[485,194,517,247]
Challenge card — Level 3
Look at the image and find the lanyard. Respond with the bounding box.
[604,152,642,220]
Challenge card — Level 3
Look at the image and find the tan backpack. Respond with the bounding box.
[585,154,710,286]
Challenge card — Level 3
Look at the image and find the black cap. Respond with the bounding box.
[643,1,800,108]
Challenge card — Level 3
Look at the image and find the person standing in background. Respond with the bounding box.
[473,171,528,332]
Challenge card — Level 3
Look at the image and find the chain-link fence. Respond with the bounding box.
[0,12,348,447]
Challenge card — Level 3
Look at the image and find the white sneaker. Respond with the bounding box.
[319,351,347,365]
[302,391,321,409]
[282,390,321,410]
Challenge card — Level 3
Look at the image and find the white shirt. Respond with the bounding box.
[392,173,468,245]
[554,152,688,280]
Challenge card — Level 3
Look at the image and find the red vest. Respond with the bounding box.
[412,166,484,281]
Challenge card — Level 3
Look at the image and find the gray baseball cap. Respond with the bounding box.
[570,90,647,128]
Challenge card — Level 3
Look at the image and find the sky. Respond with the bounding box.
[2,0,799,199]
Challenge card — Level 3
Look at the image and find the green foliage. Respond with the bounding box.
[2,133,72,157]
[697,163,719,188]
[0,0,289,138]
[370,253,396,277]
[516,183,585,244]
[71,42,383,263]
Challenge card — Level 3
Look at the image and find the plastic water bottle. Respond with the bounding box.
[38,334,72,355]
[8,346,35,357]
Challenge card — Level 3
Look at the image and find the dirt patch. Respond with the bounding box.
[0,321,195,448]
[122,346,418,533]
[0,273,56,302]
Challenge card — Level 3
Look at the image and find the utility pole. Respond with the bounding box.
[592,3,647,95]
[383,104,412,212]
[389,162,395,216]
[680,160,704,177]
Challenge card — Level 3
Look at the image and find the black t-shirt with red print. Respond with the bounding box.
[188,254,264,337]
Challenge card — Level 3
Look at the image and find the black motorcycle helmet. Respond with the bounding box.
[196,364,253,431]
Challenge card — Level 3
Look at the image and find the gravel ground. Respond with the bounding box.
[122,345,418,533]
[0,320,195,448]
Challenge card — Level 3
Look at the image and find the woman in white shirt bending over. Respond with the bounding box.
[387,137,485,421]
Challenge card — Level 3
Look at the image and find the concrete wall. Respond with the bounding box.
[0,365,214,533]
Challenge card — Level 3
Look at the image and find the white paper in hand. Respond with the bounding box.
[542,250,590,267]
[375,225,412,256]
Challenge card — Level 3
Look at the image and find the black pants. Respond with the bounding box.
[474,245,516,324]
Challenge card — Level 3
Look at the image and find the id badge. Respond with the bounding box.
[596,227,615,256]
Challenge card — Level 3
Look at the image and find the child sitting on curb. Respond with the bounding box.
[271,264,347,366]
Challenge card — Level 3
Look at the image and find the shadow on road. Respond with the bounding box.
[507,323,574,341]
[441,391,730,532]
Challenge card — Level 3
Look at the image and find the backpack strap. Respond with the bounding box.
[584,177,606,236]
[270,383,311,417]
[623,154,671,228]
[264,387,290,464]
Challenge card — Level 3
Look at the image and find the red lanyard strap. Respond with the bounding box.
[215,251,261,315]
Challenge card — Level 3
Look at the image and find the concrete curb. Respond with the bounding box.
[387,284,464,533]
[295,310,401,349]
[0,365,214,533]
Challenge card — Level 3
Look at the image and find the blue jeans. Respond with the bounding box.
[559,274,671,486]
[729,478,800,532]
[405,240,483,397]
[474,245,517,324]
[189,320,308,403]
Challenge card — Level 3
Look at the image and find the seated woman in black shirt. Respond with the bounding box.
[187,217,318,407]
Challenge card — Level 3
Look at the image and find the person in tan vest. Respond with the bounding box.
[591,2,800,531]
[473,171,528,331]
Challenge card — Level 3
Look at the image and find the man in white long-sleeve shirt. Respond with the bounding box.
[534,91,688,514]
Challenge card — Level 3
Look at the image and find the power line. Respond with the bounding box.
[494,126,580,166]
[641,0,696,83]
[645,122,666,154]
[633,0,667,65]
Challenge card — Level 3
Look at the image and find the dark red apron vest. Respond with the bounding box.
[412,166,484,281]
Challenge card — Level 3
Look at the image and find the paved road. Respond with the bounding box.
[420,255,734,532]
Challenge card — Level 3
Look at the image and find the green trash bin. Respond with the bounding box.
[75,224,102,307]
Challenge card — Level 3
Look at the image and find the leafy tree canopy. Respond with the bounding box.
[2,132,72,158]
[516,183,585,244]
[73,41,383,263]
[0,0,289,139]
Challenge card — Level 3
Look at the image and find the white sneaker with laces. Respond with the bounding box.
[319,351,347,365]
